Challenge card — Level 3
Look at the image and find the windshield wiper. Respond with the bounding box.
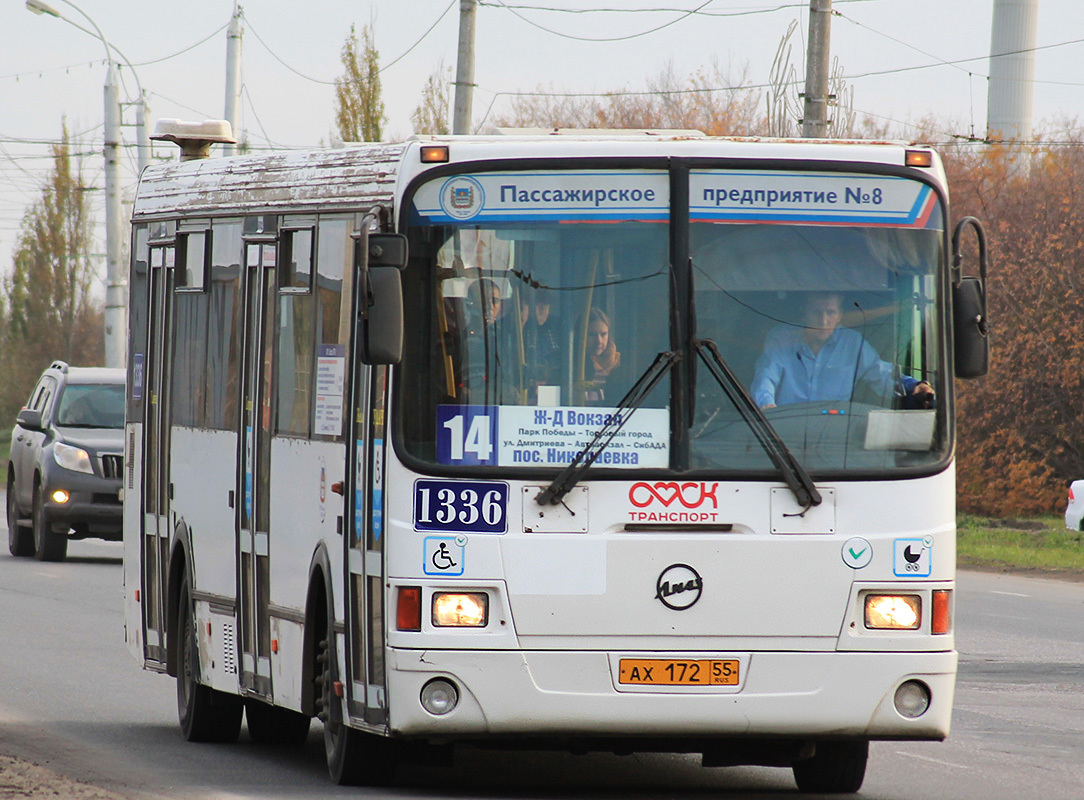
[693,338,822,511]
[535,350,681,507]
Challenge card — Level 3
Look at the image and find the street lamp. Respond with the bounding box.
[27,0,150,369]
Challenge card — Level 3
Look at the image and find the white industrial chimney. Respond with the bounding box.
[987,0,1039,142]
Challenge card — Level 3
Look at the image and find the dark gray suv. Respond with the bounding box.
[6,361,125,561]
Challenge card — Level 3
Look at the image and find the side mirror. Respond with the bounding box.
[16,408,43,431]
[951,217,990,379]
[367,234,408,268]
[361,267,404,364]
[954,277,988,378]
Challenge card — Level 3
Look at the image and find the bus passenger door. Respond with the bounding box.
[238,239,275,696]
[141,240,174,665]
[346,366,389,727]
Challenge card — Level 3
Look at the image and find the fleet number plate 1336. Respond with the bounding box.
[618,658,740,686]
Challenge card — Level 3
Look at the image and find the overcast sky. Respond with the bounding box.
[2,0,1082,284]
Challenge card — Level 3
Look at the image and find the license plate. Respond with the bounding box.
[618,658,740,686]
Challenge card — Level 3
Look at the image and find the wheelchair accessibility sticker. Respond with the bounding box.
[424,536,466,576]
[893,536,932,577]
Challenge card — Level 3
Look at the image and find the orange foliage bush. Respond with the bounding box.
[944,133,1084,515]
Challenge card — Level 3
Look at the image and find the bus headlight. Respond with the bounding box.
[864,594,921,629]
[420,678,459,715]
[53,442,94,474]
[894,680,931,718]
[432,593,488,627]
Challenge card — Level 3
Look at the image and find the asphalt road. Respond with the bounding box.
[1,502,1083,798]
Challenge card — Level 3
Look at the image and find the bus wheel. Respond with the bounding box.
[177,582,243,743]
[7,474,33,557]
[244,697,311,745]
[792,740,868,794]
[317,635,395,786]
[32,483,66,562]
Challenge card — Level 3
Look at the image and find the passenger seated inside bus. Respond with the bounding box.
[522,288,562,403]
[575,307,621,405]
[453,277,524,405]
[750,291,934,409]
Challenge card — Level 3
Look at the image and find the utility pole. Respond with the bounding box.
[452,0,477,135]
[801,0,832,138]
[224,2,243,156]
[136,89,151,173]
[103,63,125,369]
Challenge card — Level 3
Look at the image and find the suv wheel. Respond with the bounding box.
[6,473,33,557]
[32,482,67,562]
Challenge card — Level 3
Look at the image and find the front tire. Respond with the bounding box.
[32,483,66,562]
[177,581,243,743]
[318,633,394,785]
[792,740,868,794]
[7,474,33,557]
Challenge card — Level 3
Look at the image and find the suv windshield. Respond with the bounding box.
[56,383,126,429]
[397,167,946,477]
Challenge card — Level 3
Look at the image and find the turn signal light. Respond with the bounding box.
[931,589,952,634]
[396,586,421,631]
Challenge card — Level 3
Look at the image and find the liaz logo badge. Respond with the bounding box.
[439,176,485,220]
[655,563,703,610]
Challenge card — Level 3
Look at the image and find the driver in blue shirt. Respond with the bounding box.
[751,292,934,409]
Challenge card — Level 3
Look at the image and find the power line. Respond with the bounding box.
[478,1,878,18]
[382,0,458,71]
[128,22,228,67]
[834,10,980,78]
[484,0,717,42]
[243,1,456,88]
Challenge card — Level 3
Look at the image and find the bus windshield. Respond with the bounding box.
[398,167,947,476]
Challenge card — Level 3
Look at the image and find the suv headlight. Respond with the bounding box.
[54,442,94,474]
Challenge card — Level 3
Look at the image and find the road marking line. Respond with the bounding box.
[895,751,970,769]
[990,590,1029,598]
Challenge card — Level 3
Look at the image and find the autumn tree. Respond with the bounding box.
[944,128,1084,516]
[0,121,103,423]
[411,61,452,136]
[334,22,386,143]
[493,60,763,135]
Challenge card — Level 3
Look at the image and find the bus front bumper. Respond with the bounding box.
[386,649,956,742]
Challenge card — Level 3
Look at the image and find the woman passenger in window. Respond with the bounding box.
[580,307,621,404]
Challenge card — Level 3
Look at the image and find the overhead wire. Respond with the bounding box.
[484,0,717,42]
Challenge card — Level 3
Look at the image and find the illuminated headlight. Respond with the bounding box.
[50,489,71,504]
[432,593,488,627]
[53,442,94,474]
[864,594,921,630]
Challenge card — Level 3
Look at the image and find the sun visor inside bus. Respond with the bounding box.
[691,225,941,292]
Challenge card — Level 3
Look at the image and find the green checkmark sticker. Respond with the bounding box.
[842,538,872,568]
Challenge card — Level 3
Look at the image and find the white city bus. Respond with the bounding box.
[123,124,989,793]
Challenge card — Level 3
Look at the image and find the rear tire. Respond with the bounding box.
[32,483,66,562]
[245,698,311,745]
[7,474,33,557]
[792,740,868,794]
[177,581,243,743]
